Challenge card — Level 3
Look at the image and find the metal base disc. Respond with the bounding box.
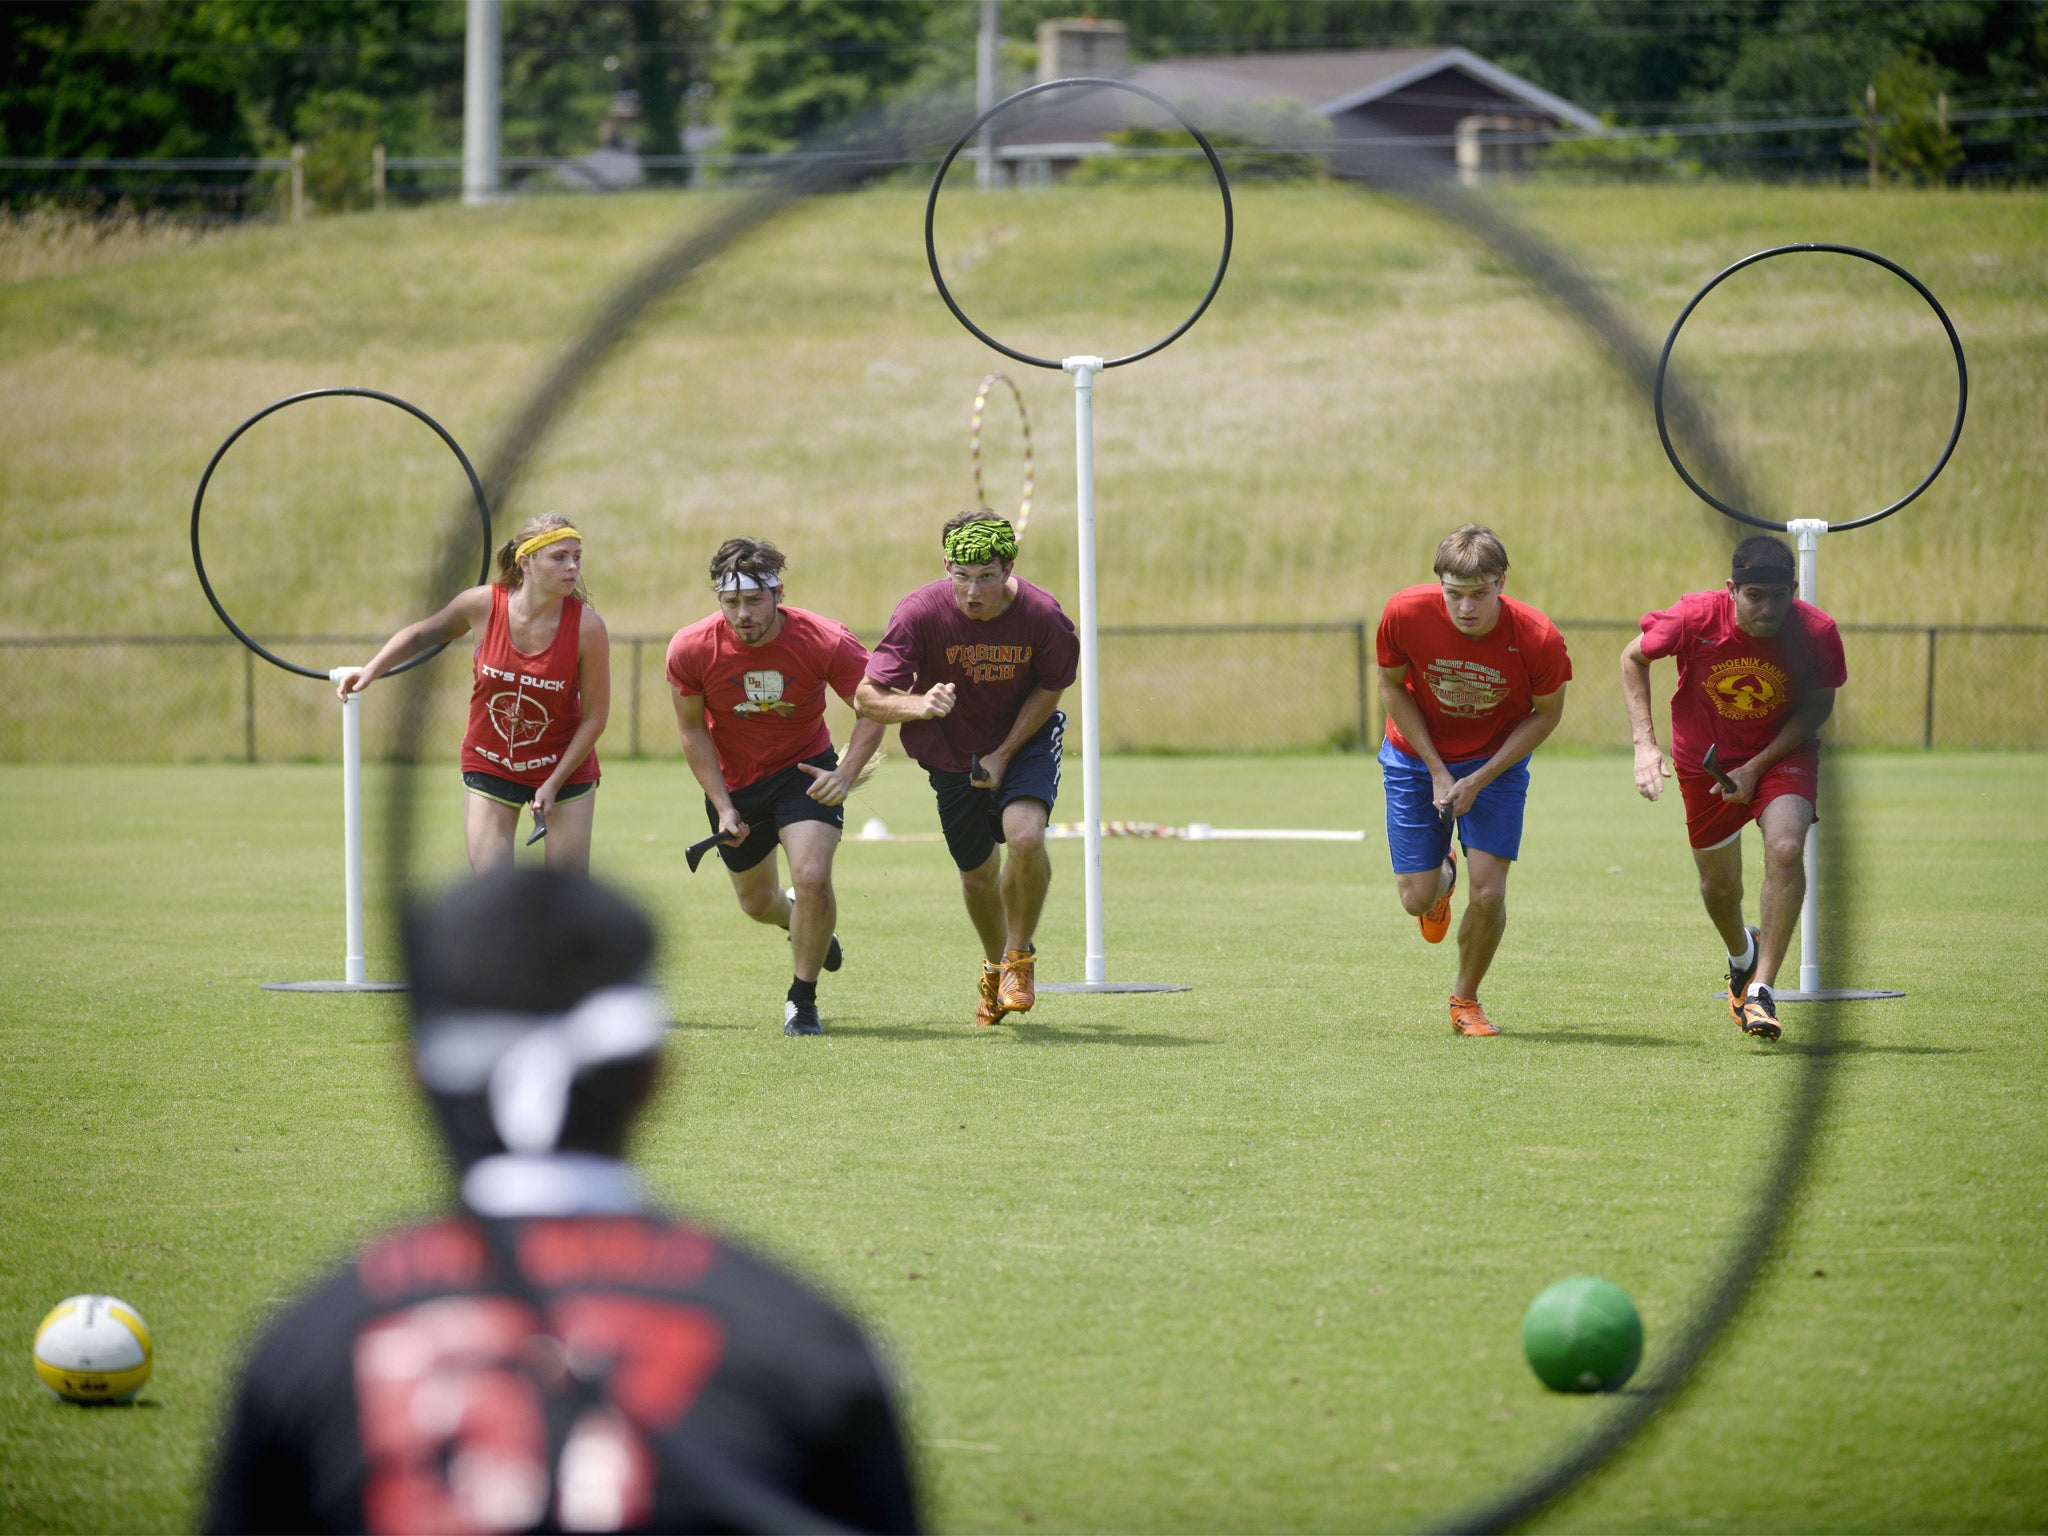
[1037,981,1190,994]
[1709,988,1904,1003]
[263,980,409,993]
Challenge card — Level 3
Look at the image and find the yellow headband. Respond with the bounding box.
[515,526,581,560]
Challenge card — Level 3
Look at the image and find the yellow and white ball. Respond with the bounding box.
[33,1295,153,1403]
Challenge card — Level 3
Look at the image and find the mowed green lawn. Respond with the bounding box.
[1,751,2042,1532]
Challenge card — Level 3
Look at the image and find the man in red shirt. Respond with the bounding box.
[1622,535,1846,1042]
[668,539,884,1037]
[1377,525,1572,1037]
[855,513,1079,1028]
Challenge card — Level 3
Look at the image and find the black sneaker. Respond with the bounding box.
[1739,985,1781,1042]
[785,887,843,972]
[1726,925,1761,1025]
[783,1000,823,1037]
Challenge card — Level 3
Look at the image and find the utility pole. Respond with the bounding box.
[976,0,999,189]
[463,0,501,206]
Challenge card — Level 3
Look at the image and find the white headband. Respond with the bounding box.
[414,985,669,1155]
[715,571,780,592]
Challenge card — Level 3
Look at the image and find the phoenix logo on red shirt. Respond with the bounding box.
[1706,658,1790,721]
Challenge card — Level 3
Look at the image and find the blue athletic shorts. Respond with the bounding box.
[925,712,1065,871]
[1379,736,1530,873]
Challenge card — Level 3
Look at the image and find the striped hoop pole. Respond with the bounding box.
[969,371,1034,533]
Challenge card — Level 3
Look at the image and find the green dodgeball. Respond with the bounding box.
[1523,1276,1643,1392]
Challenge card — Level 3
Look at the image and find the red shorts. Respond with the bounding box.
[1676,750,1818,850]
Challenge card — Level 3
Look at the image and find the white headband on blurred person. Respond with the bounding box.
[413,985,669,1154]
[716,570,780,592]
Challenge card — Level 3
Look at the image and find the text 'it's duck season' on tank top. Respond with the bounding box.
[461,586,600,786]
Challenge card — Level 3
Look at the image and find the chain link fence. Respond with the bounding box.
[2,621,2042,763]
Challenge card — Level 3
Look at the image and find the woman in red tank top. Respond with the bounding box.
[337,514,610,874]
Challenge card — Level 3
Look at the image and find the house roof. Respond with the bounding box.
[993,46,1600,149]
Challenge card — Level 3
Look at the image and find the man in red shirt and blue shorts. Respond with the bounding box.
[668,539,885,1037]
[1622,535,1846,1042]
[856,513,1079,1028]
[1377,525,1572,1037]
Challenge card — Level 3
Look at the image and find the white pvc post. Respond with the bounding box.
[1064,356,1107,984]
[329,668,368,986]
[1788,517,1827,995]
[975,0,1000,189]
[462,0,501,207]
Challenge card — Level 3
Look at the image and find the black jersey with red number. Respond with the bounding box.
[205,1210,917,1534]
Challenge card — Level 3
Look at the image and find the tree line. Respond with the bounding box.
[3,0,2042,207]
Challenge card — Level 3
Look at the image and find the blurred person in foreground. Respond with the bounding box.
[1621,534,1845,1042]
[205,868,918,1534]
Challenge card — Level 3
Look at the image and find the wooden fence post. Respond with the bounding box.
[372,141,386,212]
[1866,84,1879,189]
[291,142,306,222]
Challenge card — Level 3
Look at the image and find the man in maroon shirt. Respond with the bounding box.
[1622,535,1846,1041]
[856,513,1079,1027]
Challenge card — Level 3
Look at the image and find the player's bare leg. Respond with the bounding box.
[1394,860,1453,918]
[1753,794,1814,989]
[1452,849,1510,1000]
[995,799,1049,1012]
[729,857,792,929]
[778,820,842,984]
[1690,836,1750,953]
[958,849,1007,964]
[464,794,519,873]
[998,799,1051,952]
[538,795,595,878]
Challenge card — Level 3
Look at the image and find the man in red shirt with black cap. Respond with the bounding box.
[1622,534,1847,1042]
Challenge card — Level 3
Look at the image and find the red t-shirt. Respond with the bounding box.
[1638,590,1847,772]
[460,587,601,787]
[864,577,1080,774]
[665,605,871,791]
[1376,584,1573,763]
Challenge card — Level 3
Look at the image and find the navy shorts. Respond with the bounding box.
[709,748,842,874]
[463,770,597,808]
[926,712,1065,871]
[1379,736,1530,873]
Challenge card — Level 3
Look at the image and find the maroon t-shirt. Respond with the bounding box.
[865,577,1079,773]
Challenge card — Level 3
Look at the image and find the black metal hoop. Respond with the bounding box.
[191,387,494,679]
[1653,243,1967,533]
[924,77,1234,370]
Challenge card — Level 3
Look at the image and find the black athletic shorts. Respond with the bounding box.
[463,770,597,807]
[926,712,1065,872]
[709,748,843,873]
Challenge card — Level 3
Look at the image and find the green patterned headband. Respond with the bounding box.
[944,518,1018,566]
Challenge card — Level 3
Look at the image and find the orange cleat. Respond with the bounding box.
[1739,986,1781,1042]
[1726,924,1760,1025]
[975,961,1009,1027]
[1419,846,1457,944]
[1450,994,1499,1036]
[998,946,1036,1013]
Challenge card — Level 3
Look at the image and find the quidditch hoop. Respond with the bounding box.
[191,387,494,679]
[925,77,1234,371]
[970,371,1034,533]
[1653,243,1967,533]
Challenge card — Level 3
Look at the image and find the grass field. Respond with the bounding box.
[3,750,2043,1532]
[4,183,2044,653]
